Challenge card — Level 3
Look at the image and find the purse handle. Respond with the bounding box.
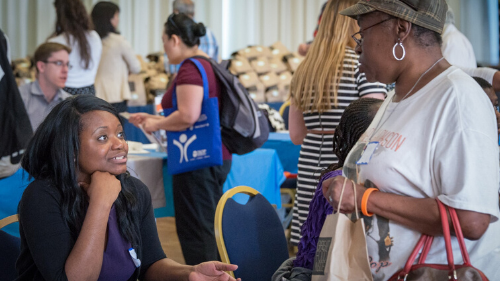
[336,178,360,220]
[397,199,471,280]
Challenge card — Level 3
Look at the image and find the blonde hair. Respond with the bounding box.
[291,0,358,113]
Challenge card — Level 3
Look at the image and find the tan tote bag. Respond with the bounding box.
[311,178,373,281]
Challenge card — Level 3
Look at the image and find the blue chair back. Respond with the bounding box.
[216,186,289,281]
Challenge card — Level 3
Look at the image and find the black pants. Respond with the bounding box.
[172,160,232,265]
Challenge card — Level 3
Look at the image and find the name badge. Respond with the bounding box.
[356,142,379,165]
[129,248,141,268]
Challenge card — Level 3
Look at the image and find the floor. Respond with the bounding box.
[156,217,185,264]
[156,217,296,265]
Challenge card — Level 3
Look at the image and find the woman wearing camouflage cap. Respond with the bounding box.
[322,0,500,279]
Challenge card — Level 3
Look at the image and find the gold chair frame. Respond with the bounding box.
[214,186,260,278]
[0,214,19,229]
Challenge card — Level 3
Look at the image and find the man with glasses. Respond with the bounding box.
[19,42,72,131]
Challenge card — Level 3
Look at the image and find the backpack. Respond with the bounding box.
[193,56,270,155]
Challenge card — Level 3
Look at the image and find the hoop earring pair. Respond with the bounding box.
[393,39,405,61]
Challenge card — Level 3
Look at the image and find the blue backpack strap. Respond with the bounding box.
[172,58,210,108]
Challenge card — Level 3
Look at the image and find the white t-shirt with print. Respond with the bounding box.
[343,66,500,280]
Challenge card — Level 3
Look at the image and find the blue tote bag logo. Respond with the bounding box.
[164,58,223,175]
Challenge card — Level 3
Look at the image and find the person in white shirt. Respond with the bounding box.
[91,1,141,113]
[48,0,102,95]
[323,0,500,280]
[19,42,71,132]
[441,6,477,69]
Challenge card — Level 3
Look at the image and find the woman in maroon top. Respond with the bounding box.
[130,13,231,265]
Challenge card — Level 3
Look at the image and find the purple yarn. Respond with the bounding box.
[293,169,342,270]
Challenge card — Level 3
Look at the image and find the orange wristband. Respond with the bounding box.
[361,188,378,217]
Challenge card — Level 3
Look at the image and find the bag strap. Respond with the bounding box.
[417,235,434,263]
[399,199,473,280]
[172,58,210,109]
[447,202,472,265]
[399,234,428,278]
[336,177,349,213]
[351,180,360,220]
[418,201,471,267]
[436,199,458,278]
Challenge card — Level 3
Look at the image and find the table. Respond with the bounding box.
[261,132,301,174]
[223,148,285,208]
[140,148,286,217]
[127,151,174,218]
[127,152,167,209]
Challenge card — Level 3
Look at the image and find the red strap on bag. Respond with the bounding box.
[390,199,488,281]
[417,235,433,264]
[437,199,458,278]
[449,206,472,265]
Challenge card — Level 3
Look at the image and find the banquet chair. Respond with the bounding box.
[279,100,291,130]
[215,186,289,281]
[0,214,20,281]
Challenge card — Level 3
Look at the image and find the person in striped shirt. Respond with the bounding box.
[288,0,386,246]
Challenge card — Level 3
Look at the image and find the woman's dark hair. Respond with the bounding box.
[22,95,139,246]
[91,1,120,39]
[472,76,493,90]
[164,13,206,47]
[412,24,442,48]
[321,98,383,177]
[53,0,94,69]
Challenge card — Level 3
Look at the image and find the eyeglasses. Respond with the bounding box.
[495,105,499,112]
[44,60,72,69]
[351,17,395,47]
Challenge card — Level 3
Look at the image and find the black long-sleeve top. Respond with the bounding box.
[15,174,167,281]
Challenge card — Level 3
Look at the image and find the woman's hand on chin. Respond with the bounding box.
[83,171,122,207]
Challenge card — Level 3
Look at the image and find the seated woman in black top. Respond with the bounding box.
[16,94,239,281]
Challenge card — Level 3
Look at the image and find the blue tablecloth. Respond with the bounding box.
[0,169,33,237]
[261,132,300,174]
[156,148,285,216]
[223,148,285,208]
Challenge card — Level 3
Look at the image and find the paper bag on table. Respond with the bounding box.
[311,179,373,281]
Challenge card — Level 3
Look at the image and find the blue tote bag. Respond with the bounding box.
[164,58,223,175]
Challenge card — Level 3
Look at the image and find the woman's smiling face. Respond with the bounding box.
[77,110,128,182]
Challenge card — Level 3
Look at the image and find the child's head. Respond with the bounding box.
[473,76,500,137]
[473,76,498,110]
[322,98,383,175]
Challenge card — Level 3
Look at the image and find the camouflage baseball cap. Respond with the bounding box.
[340,0,448,34]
